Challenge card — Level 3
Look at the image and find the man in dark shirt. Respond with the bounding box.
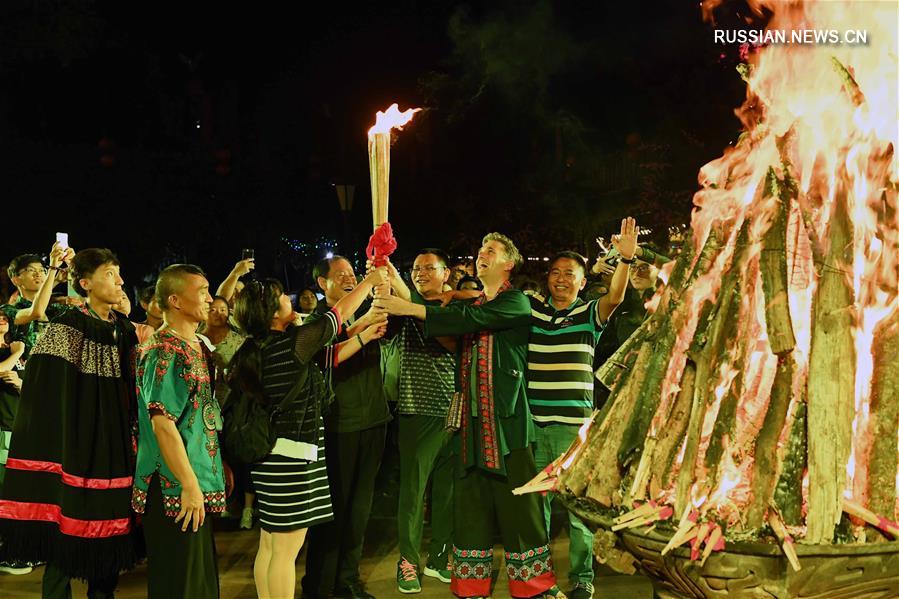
[302,255,391,599]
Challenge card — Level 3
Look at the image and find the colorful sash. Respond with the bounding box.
[458,280,512,474]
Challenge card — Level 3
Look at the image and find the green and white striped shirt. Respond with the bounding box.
[527,296,605,426]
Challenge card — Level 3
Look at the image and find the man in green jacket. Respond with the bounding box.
[376,233,560,599]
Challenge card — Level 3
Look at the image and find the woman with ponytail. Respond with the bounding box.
[229,268,388,599]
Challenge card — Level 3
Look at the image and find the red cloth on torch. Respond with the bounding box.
[366,222,397,267]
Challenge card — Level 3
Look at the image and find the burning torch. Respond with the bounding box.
[366,103,420,295]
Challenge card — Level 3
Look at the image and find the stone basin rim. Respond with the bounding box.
[620,525,899,557]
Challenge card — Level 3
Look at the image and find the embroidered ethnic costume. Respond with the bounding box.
[132,329,226,517]
[0,307,139,580]
[424,284,557,598]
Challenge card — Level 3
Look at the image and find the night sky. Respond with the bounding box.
[0,0,752,290]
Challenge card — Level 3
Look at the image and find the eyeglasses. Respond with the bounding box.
[410,266,444,274]
[18,267,47,277]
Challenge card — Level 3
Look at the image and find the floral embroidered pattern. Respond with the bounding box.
[131,486,148,513]
[133,330,225,520]
[458,281,513,472]
[160,490,227,518]
[504,544,553,582]
[131,481,227,516]
[452,545,493,580]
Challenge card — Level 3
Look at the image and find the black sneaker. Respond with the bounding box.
[568,582,594,599]
[334,580,376,599]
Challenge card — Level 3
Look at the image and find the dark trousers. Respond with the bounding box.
[451,447,556,598]
[397,414,453,568]
[143,475,219,599]
[41,564,118,599]
[303,424,387,596]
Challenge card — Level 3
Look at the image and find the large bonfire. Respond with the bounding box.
[545,0,898,564]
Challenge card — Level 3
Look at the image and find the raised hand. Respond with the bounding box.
[592,255,617,276]
[364,266,389,292]
[611,217,639,261]
[373,294,410,317]
[361,320,388,344]
[48,242,66,269]
[232,258,255,278]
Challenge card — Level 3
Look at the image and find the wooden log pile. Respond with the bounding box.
[552,60,897,554]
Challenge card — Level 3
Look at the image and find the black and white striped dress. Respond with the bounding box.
[250,311,339,532]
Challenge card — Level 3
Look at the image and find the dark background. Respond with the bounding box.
[0,0,754,292]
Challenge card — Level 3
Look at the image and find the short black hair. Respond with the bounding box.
[312,255,350,282]
[416,248,450,268]
[548,251,588,274]
[155,264,207,310]
[8,254,44,280]
[71,249,121,297]
[139,284,156,306]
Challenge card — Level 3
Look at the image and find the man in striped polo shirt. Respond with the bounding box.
[527,217,639,599]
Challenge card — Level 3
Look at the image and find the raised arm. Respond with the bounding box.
[597,217,638,324]
[375,289,529,337]
[0,341,24,371]
[330,267,388,325]
[15,243,71,325]
[335,318,388,365]
[216,259,255,302]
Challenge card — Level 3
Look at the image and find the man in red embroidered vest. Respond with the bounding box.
[376,233,562,599]
[0,248,139,598]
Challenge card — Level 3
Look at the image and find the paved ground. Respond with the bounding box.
[2,445,658,598]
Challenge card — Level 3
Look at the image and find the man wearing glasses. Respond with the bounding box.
[1,243,74,361]
[389,249,456,593]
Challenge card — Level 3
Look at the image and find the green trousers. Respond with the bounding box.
[397,414,453,568]
[534,424,594,585]
[143,475,219,599]
[451,447,556,598]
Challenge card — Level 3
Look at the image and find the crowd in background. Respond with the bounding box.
[0,222,671,599]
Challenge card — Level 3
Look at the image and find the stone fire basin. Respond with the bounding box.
[559,494,899,599]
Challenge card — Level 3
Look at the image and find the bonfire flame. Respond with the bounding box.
[553,0,897,550]
[671,0,896,539]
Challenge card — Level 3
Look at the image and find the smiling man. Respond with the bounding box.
[391,249,456,593]
[375,232,562,599]
[302,255,391,599]
[132,264,224,599]
[0,248,139,598]
[526,218,638,599]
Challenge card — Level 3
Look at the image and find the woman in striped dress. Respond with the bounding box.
[229,270,388,599]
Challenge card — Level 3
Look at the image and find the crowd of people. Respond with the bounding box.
[0,217,670,599]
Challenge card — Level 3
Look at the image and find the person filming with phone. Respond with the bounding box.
[1,239,75,362]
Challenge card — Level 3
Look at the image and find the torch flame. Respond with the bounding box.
[368,103,421,138]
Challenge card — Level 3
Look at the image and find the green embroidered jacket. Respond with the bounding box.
[424,288,535,475]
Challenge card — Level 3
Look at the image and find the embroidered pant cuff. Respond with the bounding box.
[451,546,493,598]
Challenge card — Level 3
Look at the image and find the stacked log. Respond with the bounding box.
[805,184,857,545]
[554,48,897,554]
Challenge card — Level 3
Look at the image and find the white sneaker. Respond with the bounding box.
[0,564,33,575]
